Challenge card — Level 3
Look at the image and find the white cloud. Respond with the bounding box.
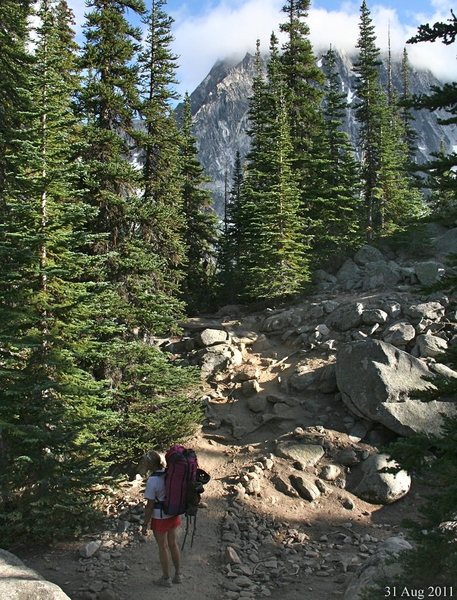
[171,0,283,95]
[66,0,457,93]
[171,0,457,95]
[370,4,457,82]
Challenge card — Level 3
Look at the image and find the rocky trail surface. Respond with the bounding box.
[13,233,457,600]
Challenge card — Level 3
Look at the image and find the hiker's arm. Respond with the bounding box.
[141,499,154,534]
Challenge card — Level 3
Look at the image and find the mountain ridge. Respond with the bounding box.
[181,50,457,216]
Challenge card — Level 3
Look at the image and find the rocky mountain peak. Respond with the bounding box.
[182,50,457,216]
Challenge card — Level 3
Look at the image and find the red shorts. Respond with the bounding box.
[150,515,181,534]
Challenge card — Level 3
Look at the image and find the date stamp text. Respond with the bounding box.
[384,587,454,599]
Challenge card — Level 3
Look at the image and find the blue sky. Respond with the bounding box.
[67,0,457,97]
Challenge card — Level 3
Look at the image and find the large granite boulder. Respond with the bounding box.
[336,259,362,289]
[0,549,71,600]
[199,343,242,375]
[354,245,385,265]
[363,260,402,289]
[326,301,364,331]
[415,261,445,286]
[413,333,448,358]
[261,307,306,332]
[434,226,457,256]
[348,454,411,504]
[405,301,445,321]
[344,537,413,600]
[382,321,416,347]
[335,339,457,436]
[200,328,228,346]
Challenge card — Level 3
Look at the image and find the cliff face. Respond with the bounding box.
[181,50,457,216]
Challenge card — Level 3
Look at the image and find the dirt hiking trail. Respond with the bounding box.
[18,305,427,600]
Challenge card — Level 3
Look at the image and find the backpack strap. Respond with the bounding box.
[150,470,166,517]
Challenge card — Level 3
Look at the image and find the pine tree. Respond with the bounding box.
[279,0,325,164]
[217,151,244,304]
[79,0,144,255]
[77,0,201,466]
[180,93,219,313]
[0,0,109,544]
[78,0,145,389]
[353,0,383,239]
[239,35,309,301]
[0,0,32,194]
[316,47,363,262]
[376,89,425,234]
[400,47,418,165]
[407,10,457,217]
[133,0,186,332]
[279,0,326,227]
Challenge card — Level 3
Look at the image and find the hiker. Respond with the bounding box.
[141,450,182,588]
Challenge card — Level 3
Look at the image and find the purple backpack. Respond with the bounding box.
[164,444,198,516]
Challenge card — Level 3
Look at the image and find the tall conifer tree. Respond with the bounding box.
[134,0,186,332]
[239,35,308,301]
[354,2,425,237]
[0,0,108,543]
[376,89,425,233]
[353,0,383,239]
[217,151,244,303]
[78,0,201,465]
[400,47,418,165]
[180,93,219,313]
[316,48,363,261]
[0,0,32,194]
[79,0,144,255]
[279,0,326,213]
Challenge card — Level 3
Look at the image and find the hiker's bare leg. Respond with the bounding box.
[153,530,170,579]
[167,527,181,576]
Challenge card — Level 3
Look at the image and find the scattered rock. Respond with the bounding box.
[320,465,342,481]
[413,333,448,358]
[275,441,325,468]
[383,321,416,347]
[80,541,102,559]
[247,395,268,413]
[354,245,385,266]
[200,328,229,346]
[225,546,242,565]
[415,261,445,286]
[290,474,321,502]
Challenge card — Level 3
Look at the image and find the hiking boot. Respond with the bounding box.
[154,577,172,588]
[173,573,183,584]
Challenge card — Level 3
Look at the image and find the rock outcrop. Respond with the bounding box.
[0,549,71,600]
[344,537,413,600]
[336,339,457,436]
